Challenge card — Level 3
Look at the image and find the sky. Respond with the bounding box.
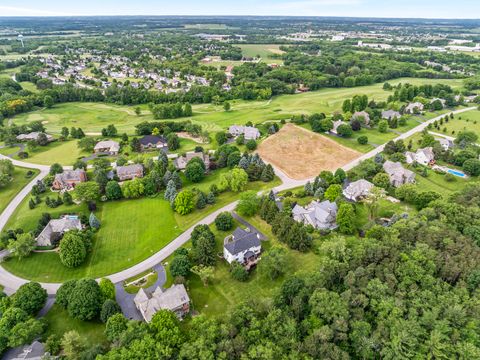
[0,0,480,19]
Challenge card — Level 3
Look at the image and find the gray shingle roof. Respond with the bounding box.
[224,227,261,255]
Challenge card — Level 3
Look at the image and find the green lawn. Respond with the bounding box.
[237,44,285,64]
[0,167,38,213]
[9,140,90,166]
[43,304,107,348]
[413,166,474,194]
[432,109,480,138]
[10,78,464,135]
[3,197,181,282]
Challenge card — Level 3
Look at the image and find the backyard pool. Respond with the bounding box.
[447,169,467,178]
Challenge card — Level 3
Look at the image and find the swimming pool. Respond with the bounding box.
[447,169,466,178]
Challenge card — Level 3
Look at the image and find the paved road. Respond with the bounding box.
[0,107,475,295]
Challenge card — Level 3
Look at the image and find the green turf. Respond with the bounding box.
[432,109,480,138]
[42,304,107,348]
[0,167,38,214]
[13,140,90,166]
[3,197,182,282]
[10,78,463,135]
[237,44,285,64]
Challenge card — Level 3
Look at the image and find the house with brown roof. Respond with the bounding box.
[52,169,87,191]
[116,164,144,181]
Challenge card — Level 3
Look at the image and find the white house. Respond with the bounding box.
[436,137,454,151]
[343,179,374,202]
[292,200,338,230]
[405,147,435,166]
[223,227,261,266]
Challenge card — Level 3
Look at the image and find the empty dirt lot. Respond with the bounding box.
[257,123,361,180]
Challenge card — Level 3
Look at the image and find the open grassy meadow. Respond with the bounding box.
[0,167,38,214]
[1,140,91,166]
[10,78,464,135]
[432,109,480,138]
[238,44,285,64]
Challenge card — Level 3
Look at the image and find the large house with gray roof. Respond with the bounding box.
[292,200,338,230]
[343,179,374,202]
[94,140,120,155]
[352,111,371,125]
[228,125,261,140]
[16,132,54,143]
[36,216,82,247]
[382,109,401,120]
[223,227,262,266]
[383,160,416,187]
[405,102,424,114]
[174,151,210,170]
[134,284,190,322]
[139,135,168,151]
[405,147,435,166]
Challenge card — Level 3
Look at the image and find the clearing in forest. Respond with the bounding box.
[257,123,361,180]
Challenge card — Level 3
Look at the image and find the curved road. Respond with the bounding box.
[0,107,475,294]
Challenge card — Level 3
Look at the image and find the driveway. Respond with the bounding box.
[115,264,166,320]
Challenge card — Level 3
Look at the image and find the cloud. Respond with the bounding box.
[0,6,73,16]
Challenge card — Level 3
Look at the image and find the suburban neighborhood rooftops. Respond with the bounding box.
[36,217,82,246]
[16,132,54,142]
[228,125,261,140]
[343,179,374,200]
[54,169,86,183]
[381,109,401,119]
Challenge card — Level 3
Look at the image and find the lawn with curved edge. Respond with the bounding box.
[0,166,38,214]
[2,197,182,282]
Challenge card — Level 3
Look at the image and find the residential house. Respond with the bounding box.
[405,102,424,114]
[94,140,120,155]
[134,284,190,322]
[174,151,210,170]
[352,111,371,125]
[343,179,374,201]
[405,147,435,166]
[36,216,82,247]
[382,109,401,120]
[16,132,54,142]
[116,164,144,181]
[436,137,454,151]
[292,200,338,230]
[52,169,87,191]
[228,125,261,140]
[382,160,416,187]
[223,227,262,267]
[139,135,168,151]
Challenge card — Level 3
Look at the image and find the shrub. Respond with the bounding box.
[230,261,248,281]
[215,212,234,231]
[357,135,368,145]
[100,299,122,323]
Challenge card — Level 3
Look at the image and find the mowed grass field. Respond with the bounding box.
[10,78,464,135]
[436,109,480,137]
[238,44,285,64]
[257,123,361,179]
[0,140,91,166]
[2,197,182,282]
[0,167,38,213]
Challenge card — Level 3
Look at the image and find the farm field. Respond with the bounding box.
[257,123,361,179]
[10,77,464,135]
[0,167,38,214]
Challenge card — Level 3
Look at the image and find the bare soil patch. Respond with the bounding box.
[257,123,361,180]
[177,132,208,144]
